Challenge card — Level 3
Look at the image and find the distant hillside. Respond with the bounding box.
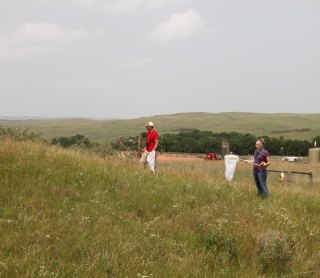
[1,112,320,142]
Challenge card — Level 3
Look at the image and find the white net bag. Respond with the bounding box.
[224,154,239,182]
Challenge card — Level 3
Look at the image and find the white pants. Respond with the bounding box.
[139,151,157,173]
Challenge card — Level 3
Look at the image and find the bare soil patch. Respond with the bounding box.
[157,153,202,161]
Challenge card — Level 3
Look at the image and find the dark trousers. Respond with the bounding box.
[253,171,269,198]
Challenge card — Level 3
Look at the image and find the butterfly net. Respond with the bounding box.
[224,154,239,182]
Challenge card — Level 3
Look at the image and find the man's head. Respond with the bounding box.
[145,121,154,129]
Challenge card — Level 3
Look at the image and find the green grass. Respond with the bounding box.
[1,112,320,142]
[1,139,320,277]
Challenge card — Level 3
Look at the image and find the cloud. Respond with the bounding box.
[106,0,176,13]
[55,78,110,93]
[227,50,242,58]
[0,22,86,58]
[151,9,204,41]
[33,0,188,13]
[0,39,9,51]
[122,57,150,69]
[84,78,110,91]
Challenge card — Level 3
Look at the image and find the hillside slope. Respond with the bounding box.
[1,112,320,141]
[1,139,320,276]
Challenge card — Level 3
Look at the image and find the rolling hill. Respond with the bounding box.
[1,112,320,142]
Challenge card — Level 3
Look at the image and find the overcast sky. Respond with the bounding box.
[0,0,319,119]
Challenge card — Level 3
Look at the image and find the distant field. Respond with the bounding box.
[1,112,320,142]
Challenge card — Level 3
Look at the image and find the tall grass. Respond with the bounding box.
[1,139,320,277]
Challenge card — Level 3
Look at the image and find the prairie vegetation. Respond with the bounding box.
[1,139,320,277]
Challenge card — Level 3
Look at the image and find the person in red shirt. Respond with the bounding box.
[139,121,159,173]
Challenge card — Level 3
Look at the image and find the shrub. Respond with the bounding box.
[205,231,239,271]
[257,230,296,275]
[0,126,41,141]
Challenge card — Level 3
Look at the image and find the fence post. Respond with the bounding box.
[309,172,313,187]
[287,171,292,186]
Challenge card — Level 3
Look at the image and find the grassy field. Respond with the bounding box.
[1,112,320,142]
[1,139,320,277]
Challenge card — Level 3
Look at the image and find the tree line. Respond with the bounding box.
[159,129,319,156]
[2,125,318,157]
[38,129,320,156]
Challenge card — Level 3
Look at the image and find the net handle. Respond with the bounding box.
[238,158,259,166]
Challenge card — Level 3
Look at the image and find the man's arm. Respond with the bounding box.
[153,139,159,151]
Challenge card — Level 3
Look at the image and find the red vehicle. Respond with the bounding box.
[204,153,221,160]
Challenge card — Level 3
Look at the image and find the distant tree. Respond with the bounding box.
[51,134,91,148]
[70,134,91,148]
[159,130,311,156]
[51,136,72,148]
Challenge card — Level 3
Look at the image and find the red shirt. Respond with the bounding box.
[146,129,159,152]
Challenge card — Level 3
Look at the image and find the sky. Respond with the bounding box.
[0,0,319,119]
